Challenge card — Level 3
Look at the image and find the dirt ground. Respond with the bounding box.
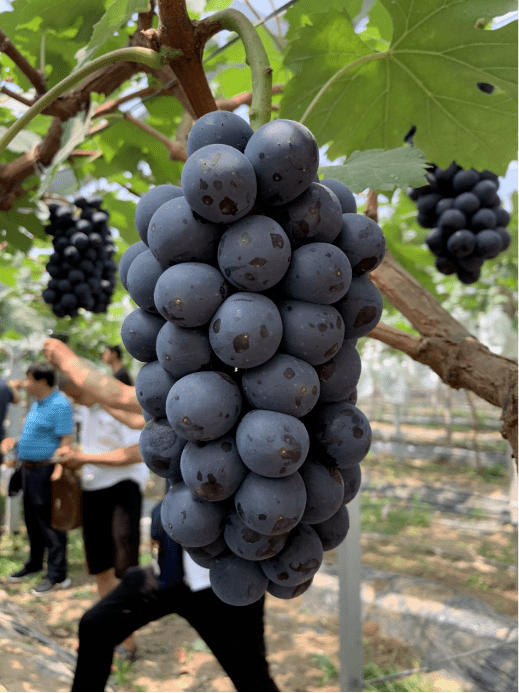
[0,440,515,692]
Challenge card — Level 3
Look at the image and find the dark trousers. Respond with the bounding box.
[22,465,67,583]
[72,566,279,692]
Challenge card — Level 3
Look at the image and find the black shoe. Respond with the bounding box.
[9,567,41,582]
[31,577,71,595]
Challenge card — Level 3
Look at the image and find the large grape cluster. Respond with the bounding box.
[408,162,511,284]
[120,111,386,606]
[42,197,117,317]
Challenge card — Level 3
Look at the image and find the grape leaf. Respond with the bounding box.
[280,0,518,175]
[75,0,150,67]
[319,145,427,193]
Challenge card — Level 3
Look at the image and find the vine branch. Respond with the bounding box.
[0,28,47,95]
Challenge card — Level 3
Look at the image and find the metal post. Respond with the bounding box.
[339,492,363,691]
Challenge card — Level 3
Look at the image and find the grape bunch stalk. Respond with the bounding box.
[43,197,117,317]
[408,162,511,284]
[120,110,386,606]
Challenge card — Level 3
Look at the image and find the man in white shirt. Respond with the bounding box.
[56,379,148,660]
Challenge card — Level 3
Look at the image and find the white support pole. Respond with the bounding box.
[4,347,25,534]
[339,492,364,691]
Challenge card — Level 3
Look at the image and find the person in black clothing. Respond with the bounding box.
[101,345,133,386]
[0,377,20,465]
[71,496,279,692]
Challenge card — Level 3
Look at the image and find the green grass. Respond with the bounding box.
[362,498,432,536]
[364,662,436,692]
[312,653,338,685]
[479,537,517,566]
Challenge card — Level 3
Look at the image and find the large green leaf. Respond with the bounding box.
[75,0,150,67]
[319,145,427,193]
[280,0,518,175]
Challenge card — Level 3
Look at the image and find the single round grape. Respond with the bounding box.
[223,510,289,561]
[267,577,314,599]
[472,179,499,206]
[438,209,466,234]
[148,196,222,267]
[316,339,362,403]
[135,360,177,418]
[161,482,226,547]
[184,535,227,568]
[135,184,183,244]
[446,230,476,258]
[475,229,503,259]
[209,292,283,369]
[241,353,320,418]
[308,401,372,468]
[244,120,319,206]
[435,256,457,275]
[139,417,186,480]
[156,321,213,379]
[260,523,323,587]
[299,458,344,523]
[339,464,362,505]
[470,207,497,232]
[165,370,242,442]
[280,242,352,304]
[334,275,383,340]
[278,300,345,366]
[494,226,511,251]
[180,435,248,501]
[334,214,386,276]
[269,183,343,245]
[210,552,268,606]
[181,144,257,223]
[236,409,310,478]
[452,169,479,194]
[187,110,254,156]
[319,179,357,213]
[417,193,441,215]
[154,262,229,327]
[234,471,307,535]
[425,228,445,255]
[127,249,165,314]
[312,505,350,551]
[217,215,291,291]
[453,192,480,216]
[121,308,165,362]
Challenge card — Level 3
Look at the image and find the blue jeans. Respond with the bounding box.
[22,465,67,583]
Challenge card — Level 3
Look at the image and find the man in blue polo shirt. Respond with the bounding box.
[6,363,74,594]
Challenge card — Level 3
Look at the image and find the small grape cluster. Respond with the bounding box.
[408,162,511,284]
[120,111,386,606]
[42,197,117,317]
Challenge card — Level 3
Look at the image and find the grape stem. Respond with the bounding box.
[208,9,273,131]
[0,47,180,157]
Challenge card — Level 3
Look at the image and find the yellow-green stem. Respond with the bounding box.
[0,47,180,157]
[209,9,272,131]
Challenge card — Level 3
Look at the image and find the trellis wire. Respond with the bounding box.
[363,639,518,687]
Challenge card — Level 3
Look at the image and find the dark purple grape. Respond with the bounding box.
[121,308,165,362]
[139,417,186,480]
[472,179,499,206]
[210,552,268,606]
[186,111,254,157]
[320,179,357,213]
[315,339,362,403]
[235,409,310,478]
[268,183,343,245]
[135,360,177,418]
[148,196,222,268]
[260,523,323,586]
[165,371,242,442]
[307,401,372,468]
[241,353,320,418]
[452,169,479,194]
[299,458,344,523]
[127,249,165,314]
[180,435,248,501]
[438,209,466,234]
[334,275,383,340]
[154,262,229,327]
[470,208,497,232]
[156,321,212,379]
[475,229,503,259]
[339,464,362,505]
[334,213,386,276]
[312,505,350,551]
[217,215,291,291]
[453,192,480,216]
[278,300,345,365]
[281,242,352,304]
[244,120,319,206]
[209,293,283,369]
[234,471,307,535]
[181,144,257,223]
[135,184,183,245]
[161,482,226,547]
[223,510,289,561]
[446,230,476,258]
[267,577,314,599]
